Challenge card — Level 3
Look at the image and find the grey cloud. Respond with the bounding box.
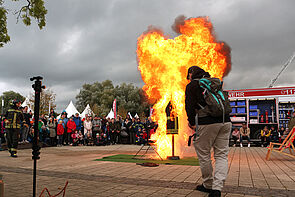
[1,0,295,111]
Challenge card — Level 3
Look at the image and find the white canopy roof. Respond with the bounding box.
[81,104,94,119]
[21,97,33,112]
[134,113,139,119]
[64,101,80,118]
[106,109,114,119]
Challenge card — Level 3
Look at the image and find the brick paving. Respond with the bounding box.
[0,145,294,197]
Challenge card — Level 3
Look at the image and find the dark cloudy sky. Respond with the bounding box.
[1,0,295,111]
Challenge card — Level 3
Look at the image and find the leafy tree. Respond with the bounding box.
[0,90,25,114]
[76,80,115,115]
[76,80,151,118]
[29,88,56,115]
[0,0,47,47]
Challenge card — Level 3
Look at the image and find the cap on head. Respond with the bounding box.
[187,66,210,80]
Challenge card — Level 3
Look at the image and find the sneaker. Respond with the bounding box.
[248,143,250,147]
[11,154,18,158]
[10,151,18,158]
[240,143,243,147]
[209,190,221,197]
[195,184,212,193]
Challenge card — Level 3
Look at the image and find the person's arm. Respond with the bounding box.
[185,84,197,127]
[4,111,9,124]
[247,128,250,136]
[240,128,244,136]
[265,130,271,137]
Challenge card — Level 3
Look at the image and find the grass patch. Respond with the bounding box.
[95,154,199,166]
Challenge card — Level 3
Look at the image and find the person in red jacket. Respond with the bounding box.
[66,116,76,145]
[57,120,64,147]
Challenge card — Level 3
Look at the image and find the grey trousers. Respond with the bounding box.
[21,126,29,141]
[193,122,232,191]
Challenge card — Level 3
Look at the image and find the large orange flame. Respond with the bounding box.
[137,16,231,159]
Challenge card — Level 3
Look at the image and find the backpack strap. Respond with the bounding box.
[192,78,206,109]
[199,78,212,91]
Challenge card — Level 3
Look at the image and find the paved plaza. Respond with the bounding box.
[0,145,294,197]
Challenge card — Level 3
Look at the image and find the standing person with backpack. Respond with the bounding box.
[185,66,232,197]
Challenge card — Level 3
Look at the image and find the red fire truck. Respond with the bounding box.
[227,86,295,139]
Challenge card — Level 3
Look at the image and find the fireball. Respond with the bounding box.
[137,16,231,159]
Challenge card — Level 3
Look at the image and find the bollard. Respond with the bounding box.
[0,174,4,197]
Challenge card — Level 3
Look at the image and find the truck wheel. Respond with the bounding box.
[253,130,261,139]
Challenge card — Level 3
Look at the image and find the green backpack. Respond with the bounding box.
[195,78,232,122]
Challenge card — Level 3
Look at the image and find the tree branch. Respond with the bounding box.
[14,0,31,24]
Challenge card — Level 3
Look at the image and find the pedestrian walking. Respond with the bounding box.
[4,100,25,157]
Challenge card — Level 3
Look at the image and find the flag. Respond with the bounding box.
[113,99,117,119]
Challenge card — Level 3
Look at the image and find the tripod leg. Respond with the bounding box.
[151,145,163,161]
[142,145,150,158]
[133,145,145,159]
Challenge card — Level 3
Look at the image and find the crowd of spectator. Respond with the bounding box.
[0,108,158,150]
[1,106,295,150]
[231,123,292,147]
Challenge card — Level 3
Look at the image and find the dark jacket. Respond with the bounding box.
[185,68,230,126]
[73,116,82,131]
[5,106,25,129]
[23,113,32,126]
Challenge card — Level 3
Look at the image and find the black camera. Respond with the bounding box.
[188,133,196,146]
[30,76,43,81]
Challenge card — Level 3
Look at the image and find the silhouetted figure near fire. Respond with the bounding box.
[185,66,232,197]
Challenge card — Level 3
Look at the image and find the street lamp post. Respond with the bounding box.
[30,76,45,197]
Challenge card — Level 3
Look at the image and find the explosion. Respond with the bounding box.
[137,16,231,159]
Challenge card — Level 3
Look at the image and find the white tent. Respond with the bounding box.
[64,101,80,118]
[81,104,94,119]
[21,97,33,112]
[106,109,114,119]
[134,113,139,119]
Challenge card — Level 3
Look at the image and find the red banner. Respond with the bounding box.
[113,99,117,118]
[227,86,295,98]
